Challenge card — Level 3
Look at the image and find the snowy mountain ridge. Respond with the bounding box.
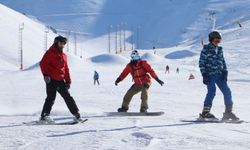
[0,1,250,150]
[2,0,250,49]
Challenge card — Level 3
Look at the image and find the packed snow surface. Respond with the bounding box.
[1,1,250,150]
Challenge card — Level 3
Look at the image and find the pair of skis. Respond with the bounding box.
[23,118,88,125]
[181,118,245,124]
[55,118,89,125]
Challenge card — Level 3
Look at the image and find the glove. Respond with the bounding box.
[115,78,121,86]
[202,73,209,85]
[143,83,150,89]
[44,75,51,84]
[155,78,164,86]
[220,71,228,82]
[65,82,71,90]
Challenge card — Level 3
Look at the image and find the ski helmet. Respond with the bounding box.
[209,31,221,42]
[131,50,140,60]
[54,35,67,44]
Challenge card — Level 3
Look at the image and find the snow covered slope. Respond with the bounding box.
[141,52,163,62]
[0,1,250,150]
[89,54,129,65]
[0,0,208,48]
[0,4,57,70]
[2,0,250,49]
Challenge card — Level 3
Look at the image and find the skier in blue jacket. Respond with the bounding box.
[199,31,239,121]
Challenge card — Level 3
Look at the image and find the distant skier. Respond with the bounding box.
[176,68,179,73]
[165,65,170,74]
[153,46,156,54]
[199,31,239,121]
[94,70,100,85]
[115,50,164,113]
[39,36,82,124]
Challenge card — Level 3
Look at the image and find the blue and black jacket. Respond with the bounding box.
[199,43,227,76]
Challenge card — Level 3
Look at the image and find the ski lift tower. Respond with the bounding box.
[108,25,112,54]
[119,23,122,53]
[123,23,127,51]
[209,11,216,30]
[136,26,140,49]
[19,23,24,70]
[44,26,49,51]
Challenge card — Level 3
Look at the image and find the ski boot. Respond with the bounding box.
[199,106,218,121]
[117,107,128,112]
[199,112,217,120]
[73,113,84,122]
[140,107,148,113]
[40,115,55,124]
[222,105,239,121]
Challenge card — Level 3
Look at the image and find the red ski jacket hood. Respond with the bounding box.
[40,44,71,84]
[118,60,158,85]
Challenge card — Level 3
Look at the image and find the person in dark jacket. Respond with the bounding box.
[199,31,239,121]
[115,50,164,113]
[165,65,170,74]
[176,68,179,74]
[40,35,81,123]
[94,70,100,85]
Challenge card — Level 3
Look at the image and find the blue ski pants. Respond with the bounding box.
[204,75,233,107]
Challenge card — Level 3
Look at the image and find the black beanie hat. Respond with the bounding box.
[209,31,221,42]
[54,35,67,44]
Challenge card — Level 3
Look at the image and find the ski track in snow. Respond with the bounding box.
[1,0,250,149]
[1,63,249,150]
[1,112,250,149]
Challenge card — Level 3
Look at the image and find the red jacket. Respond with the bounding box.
[118,60,158,85]
[40,44,71,84]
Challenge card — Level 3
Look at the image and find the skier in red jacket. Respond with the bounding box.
[115,50,164,113]
[40,36,81,124]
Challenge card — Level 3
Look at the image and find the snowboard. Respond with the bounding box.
[181,118,244,124]
[23,118,88,126]
[106,111,164,117]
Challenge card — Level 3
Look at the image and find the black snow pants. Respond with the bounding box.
[41,80,79,117]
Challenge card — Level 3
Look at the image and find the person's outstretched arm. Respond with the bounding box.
[115,64,131,85]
